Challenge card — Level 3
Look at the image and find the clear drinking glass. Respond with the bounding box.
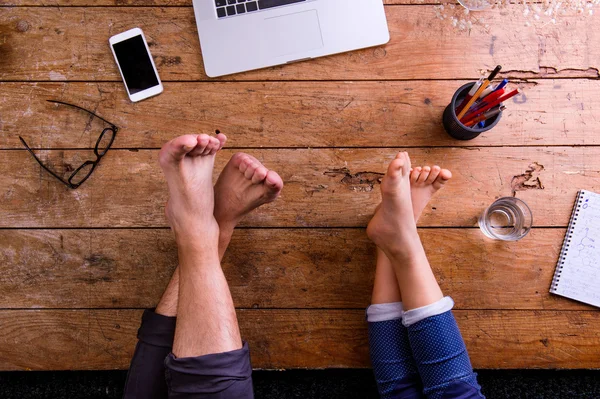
[478,197,533,241]
[457,0,492,11]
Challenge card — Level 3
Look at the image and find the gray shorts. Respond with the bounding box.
[123,310,254,399]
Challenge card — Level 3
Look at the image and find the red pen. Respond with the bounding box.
[471,88,505,112]
[461,89,520,123]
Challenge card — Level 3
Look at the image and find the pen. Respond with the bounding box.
[455,77,484,114]
[487,65,502,81]
[472,88,505,111]
[479,85,495,99]
[477,66,503,98]
[456,80,491,120]
[492,78,509,93]
[461,89,520,123]
[465,105,506,127]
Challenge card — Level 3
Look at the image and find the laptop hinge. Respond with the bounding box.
[286,57,312,64]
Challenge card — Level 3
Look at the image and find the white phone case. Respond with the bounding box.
[109,28,163,102]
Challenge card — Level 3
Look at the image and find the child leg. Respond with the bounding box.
[368,249,424,399]
[367,152,483,399]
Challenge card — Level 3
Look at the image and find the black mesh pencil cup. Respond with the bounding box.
[443,82,503,140]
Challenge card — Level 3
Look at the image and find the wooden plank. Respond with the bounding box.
[1,80,597,149]
[0,7,598,81]
[1,309,599,370]
[1,228,591,310]
[1,147,599,228]
[0,1,438,5]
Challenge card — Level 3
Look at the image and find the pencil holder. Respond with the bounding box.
[443,82,502,140]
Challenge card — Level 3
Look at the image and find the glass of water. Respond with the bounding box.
[479,197,533,241]
[457,0,492,11]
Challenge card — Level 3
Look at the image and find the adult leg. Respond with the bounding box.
[123,149,283,399]
[155,152,284,317]
[367,153,484,399]
[368,166,451,399]
[156,133,253,399]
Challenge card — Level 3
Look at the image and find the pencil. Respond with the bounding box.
[456,80,491,120]
[455,78,484,114]
[477,66,503,98]
[461,89,520,123]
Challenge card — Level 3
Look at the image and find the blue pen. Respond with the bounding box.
[478,121,485,128]
[492,79,509,92]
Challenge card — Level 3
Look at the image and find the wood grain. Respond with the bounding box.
[0,7,598,81]
[1,228,591,310]
[1,309,599,370]
[0,1,441,5]
[1,80,597,149]
[1,147,599,228]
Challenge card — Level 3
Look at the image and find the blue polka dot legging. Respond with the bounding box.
[368,300,485,399]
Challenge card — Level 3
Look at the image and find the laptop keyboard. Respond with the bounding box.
[215,0,307,19]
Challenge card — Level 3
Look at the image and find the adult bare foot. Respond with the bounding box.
[409,165,452,220]
[367,152,422,258]
[158,133,227,246]
[213,152,283,235]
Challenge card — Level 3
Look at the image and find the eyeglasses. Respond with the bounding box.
[20,100,118,189]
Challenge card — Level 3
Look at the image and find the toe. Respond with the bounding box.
[387,152,411,179]
[244,160,259,180]
[440,169,452,181]
[432,169,452,189]
[238,157,252,173]
[265,170,284,191]
[208,136,222,155]
[231,152,248,168]
[251,166,268,184]
[425,166,441,184]
[410,167,422,184]
[216,133,228,150]
[416,166,431,183]
[184,134,210,156]
[158,134,198,168]
[403,152,412,175]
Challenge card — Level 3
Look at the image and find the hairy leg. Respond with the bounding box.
[157,132,241,357]
[155,153,283,317]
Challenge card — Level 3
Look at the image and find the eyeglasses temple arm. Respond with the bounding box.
[19,135,75,189]
[46,100,118,129]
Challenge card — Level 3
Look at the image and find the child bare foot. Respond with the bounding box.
[372,163,452,278]
[367,152,422,258]
[410,165,452,220]
[158,133,227,246]
[214,153,283,233]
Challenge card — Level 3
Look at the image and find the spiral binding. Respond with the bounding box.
[550,190,586,293]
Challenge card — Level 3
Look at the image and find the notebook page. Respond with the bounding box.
[552,190,600,307]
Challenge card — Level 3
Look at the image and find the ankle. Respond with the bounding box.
[216,219,236,238]
[383,235,426,264]
[175,230,219,255]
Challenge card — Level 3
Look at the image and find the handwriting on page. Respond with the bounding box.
[559,192,600,307]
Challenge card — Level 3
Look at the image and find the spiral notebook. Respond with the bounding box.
[550,190,600,308]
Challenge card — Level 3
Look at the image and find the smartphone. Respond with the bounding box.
[109,28,163,102]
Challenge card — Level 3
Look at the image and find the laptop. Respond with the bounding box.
[192,0,390,77]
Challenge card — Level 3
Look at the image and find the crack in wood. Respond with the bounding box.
[324,168,384,192]
[511,162,545,196]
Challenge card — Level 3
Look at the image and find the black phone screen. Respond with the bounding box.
[113,35,159,94]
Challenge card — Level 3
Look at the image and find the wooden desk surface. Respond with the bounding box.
[1,1,599,371]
